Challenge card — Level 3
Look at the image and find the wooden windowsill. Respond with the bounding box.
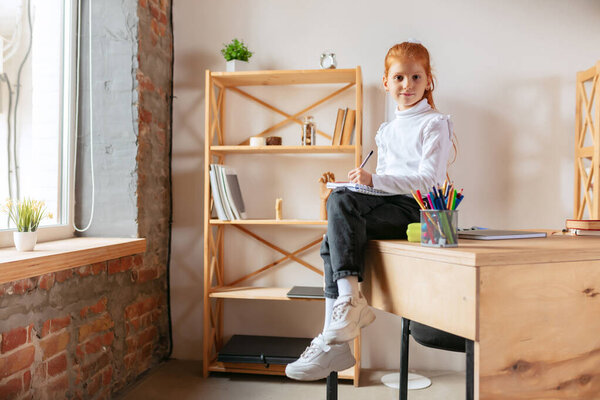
[0,237,146,285]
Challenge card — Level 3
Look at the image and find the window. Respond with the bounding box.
[0,0,77,246]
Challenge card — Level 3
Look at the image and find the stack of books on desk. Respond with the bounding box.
[566,219,600,236]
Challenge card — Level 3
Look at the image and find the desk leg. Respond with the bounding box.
[399,317,410,400]
[466,339,474,400]
[326,371,338,400]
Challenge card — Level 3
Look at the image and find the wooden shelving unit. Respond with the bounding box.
[203,68,363,385]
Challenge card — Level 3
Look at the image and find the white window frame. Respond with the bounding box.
[0,0,77,248]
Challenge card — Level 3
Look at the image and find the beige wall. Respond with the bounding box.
[171,0,600,371]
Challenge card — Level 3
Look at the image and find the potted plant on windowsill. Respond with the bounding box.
[221,38,253,72]
[3,198,52,251]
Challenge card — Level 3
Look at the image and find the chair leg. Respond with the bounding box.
[326,371,338,400]
[399,318,410,400]
[465,339,474,400]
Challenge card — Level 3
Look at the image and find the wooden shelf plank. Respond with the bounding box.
[209,286,324,301]
[0,237,146,285]
[210,219,327,225]
[208,361,354,380]
[210,145,355,154]
[210,68,357,87]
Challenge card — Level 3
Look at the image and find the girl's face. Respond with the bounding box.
[383,60,430,111]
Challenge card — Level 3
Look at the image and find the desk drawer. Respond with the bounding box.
[363,250,477,341]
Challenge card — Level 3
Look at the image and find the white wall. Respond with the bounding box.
[171,0,600,372]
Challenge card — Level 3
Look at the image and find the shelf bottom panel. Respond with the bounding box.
[208,360,355,380]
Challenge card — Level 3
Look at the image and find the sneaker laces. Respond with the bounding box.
[300,336,329,359]
[331,296,353,322]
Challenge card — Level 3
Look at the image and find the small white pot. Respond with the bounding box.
[13,231,38,252]
[226,59,249,72]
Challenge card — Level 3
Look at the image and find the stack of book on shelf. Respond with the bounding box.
[331,107,356,145]
[209,164,247,220]
[566,219,600,236]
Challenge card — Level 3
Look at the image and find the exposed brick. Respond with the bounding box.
[137,268,157,283]
[0,375,22,399]
[12,278,35,295]
[47,354,67,377]
[141,297,157,314]
[83,332,114,355]
[121,256,134,271]
[80,352,110,383]
[90,262,106,275]
[139,108,152,124]
[0,345,34,379]
[86,372,102,397]
[52,316,71,332]
[123,354,135,370]
[107,259,122,274]
[138,326,158,348]
[1,326,28,354]
[79,314,114,342]
[102,366,113,385]
[159,12,167,25]
[140,0,148,8]
[55,269,73,283]
[76,265,91,277]
[23,369,31,391]
[40,331,69,360]
[38,273,55,290]
[80,298,107,318]
[133,254,143,268]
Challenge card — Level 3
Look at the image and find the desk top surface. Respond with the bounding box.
[369,232,600,266]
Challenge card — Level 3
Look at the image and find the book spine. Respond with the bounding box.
[215,165,235,220]
[209,166,228,221]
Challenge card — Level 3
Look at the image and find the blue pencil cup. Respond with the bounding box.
[420,210,459,248]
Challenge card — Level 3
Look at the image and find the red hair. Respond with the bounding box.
[384,42,436,109]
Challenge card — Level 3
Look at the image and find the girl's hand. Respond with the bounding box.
[348,168,373,186]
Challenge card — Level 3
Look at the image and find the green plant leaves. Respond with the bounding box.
[221,38,253,62]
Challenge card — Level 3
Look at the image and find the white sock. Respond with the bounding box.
[323,297,336,331]
[336,276,359,298]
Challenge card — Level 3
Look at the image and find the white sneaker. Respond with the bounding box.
[322,292,376,344]
[285,334,355,381]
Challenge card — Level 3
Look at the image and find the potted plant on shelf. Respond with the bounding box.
[2,198,52,251]
[221,38,253,72]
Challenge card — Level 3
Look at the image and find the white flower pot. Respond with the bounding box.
[13,231,38,252]
[226,59,249,72]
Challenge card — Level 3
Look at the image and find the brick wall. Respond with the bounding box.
[0,255,168,400]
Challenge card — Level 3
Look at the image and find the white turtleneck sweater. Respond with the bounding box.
[371,98,453,195]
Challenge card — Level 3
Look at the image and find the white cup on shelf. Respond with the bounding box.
[249,136,266,146]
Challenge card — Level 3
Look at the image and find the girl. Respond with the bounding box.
[286,41,454,381]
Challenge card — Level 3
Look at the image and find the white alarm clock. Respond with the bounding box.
[320,52,337,69]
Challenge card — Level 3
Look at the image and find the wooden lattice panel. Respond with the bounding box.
[574,61,600,219]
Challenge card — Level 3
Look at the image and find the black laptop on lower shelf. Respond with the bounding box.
[217,335,311,365]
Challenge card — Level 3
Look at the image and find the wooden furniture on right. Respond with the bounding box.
[574,61,600,219]
[362,233,600,399]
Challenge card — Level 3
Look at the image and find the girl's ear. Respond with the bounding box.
[383,75,389,92]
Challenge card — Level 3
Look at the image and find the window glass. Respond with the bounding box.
[0,0,73,230]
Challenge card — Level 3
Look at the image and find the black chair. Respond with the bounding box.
[400,317,474,400]
[326,371,338,400]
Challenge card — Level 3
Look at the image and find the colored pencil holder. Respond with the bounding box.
[420,210,459,248]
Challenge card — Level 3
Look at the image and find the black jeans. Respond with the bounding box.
[321,188,421,299]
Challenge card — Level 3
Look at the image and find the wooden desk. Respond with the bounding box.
[362,234,600,399]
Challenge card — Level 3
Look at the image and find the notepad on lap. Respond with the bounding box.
[458,229,547,240]
[326,182,395,196]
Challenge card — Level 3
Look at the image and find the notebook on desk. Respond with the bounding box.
[458,229,547,240]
